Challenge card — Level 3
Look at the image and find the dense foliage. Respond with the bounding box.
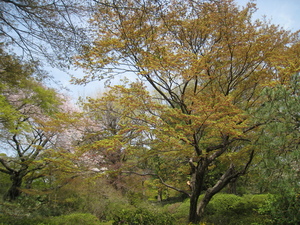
[75,0,300,223]
[0,0,299,224]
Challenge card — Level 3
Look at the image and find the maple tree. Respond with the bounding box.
[76,0,300,223]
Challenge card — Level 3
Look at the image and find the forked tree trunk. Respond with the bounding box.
[188,150,254,224]
[196,176,231,222]
[189,167,234,223]
[188,158,208,223]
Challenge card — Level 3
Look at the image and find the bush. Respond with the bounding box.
[49,213,101,225]
[206,194,242,216]
[162,194,271,225]
[112,207,174,225]
[169,198,190,224]
[0,200,51,225]
[204,194,271,225]
[0,214,50,225]
[0,212,101,225]
[258,193,300,225]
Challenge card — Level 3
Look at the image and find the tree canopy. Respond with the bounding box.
[0,0,300,224]
[75,0,300,223]
[0,45,67,200]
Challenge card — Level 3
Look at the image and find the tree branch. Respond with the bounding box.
[122,171,191,197]
[0,158,14,174]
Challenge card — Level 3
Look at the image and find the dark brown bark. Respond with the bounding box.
[188,158,208,223]
[188,150,254,223]
[196,163,237,221]
[3,172,24,201]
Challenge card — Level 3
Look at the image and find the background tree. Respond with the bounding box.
[75,0,300,223]
[0,47,65,200]
[0,0,94,67]
[0,44,35,128]
[243,73,300,224]
[250,73,300,192]
[77,82,153,191]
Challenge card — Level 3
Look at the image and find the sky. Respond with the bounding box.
[237,0,300,31]
[56,0,300,102]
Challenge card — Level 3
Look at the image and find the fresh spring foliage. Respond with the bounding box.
[0,0,300,224]
[0,46,71,201]
[75,0,300,223]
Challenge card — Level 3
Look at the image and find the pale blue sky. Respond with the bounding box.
[58,0,300,101]
[237,0,300,31]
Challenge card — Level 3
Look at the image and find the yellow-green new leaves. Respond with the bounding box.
[0,46,76,200]
[75,0,300,222]
[76,0,299,91]
[80,80,247,161]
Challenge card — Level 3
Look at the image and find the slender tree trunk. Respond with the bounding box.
[157,188,163,201]
[197,188,216,221]
[197,186,231,221]
[227,179,237,194]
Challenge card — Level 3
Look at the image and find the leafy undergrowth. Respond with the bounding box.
[0,193,293,225]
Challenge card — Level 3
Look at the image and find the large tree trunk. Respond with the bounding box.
[189,190,201,223]
[188,158,208,223]
[4,172,24,201]
[188,150,254,224]
[196,165,236,222]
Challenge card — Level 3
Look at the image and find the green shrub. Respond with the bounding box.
[0,200,51,225]
[0,213,101,225]
[162,195,271,225]
[0,214,50,225]
[258,193,300,225]
[204,194,271,225]
[206,194,242,216]
[112,207,174,225]
[169,198,190,224]
[49,213,101,225]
